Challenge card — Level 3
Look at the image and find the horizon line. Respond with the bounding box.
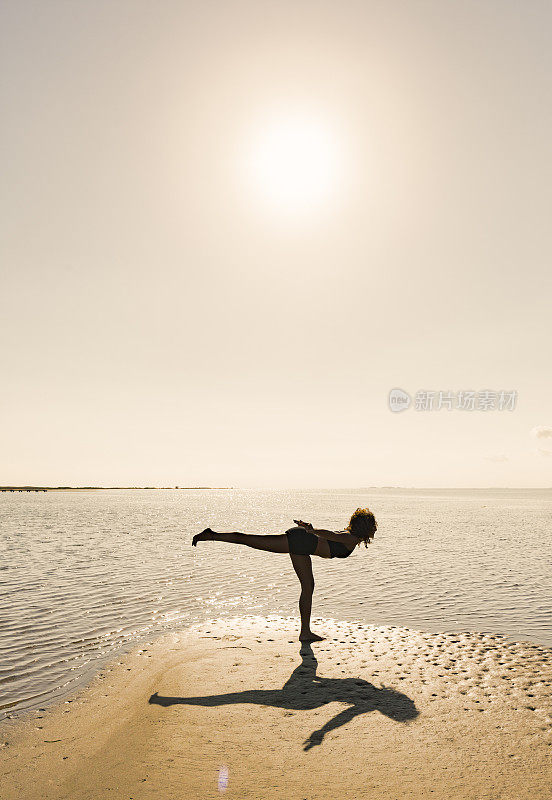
[1,485,551,492]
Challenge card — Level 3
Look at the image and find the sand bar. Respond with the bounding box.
[1,615,551,799]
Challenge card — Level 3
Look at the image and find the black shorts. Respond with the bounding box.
[285,527,318,555]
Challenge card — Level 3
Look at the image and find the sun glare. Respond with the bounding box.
[247,113,343,216]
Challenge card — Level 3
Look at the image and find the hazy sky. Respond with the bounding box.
[1,1,551,487]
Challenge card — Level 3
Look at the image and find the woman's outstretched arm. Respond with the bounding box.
[294,520,358,546]
[311,529,359,546]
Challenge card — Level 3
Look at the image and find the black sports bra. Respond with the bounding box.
[328,539,354,559]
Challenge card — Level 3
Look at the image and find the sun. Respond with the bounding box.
[247,112,343,217]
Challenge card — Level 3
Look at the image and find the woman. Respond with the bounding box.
[192,507,377,642]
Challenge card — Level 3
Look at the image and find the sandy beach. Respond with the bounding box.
[1,616,551,800]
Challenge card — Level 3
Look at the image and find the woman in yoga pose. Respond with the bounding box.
[192,507,377,642]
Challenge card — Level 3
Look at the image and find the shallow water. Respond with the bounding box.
[1,487,551,717]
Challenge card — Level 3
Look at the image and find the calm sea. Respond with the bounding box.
[1,487,551,718]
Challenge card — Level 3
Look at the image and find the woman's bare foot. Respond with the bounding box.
[299,631,325,642]
[192,528,214,546]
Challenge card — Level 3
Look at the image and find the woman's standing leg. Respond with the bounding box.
[290,554,324,642]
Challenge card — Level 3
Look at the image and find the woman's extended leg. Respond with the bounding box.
[192,529,290,554]
[290,554,324,642]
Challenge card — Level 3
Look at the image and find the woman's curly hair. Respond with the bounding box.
[346,507,377,547]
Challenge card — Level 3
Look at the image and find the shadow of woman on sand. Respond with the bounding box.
[149,643,419,750]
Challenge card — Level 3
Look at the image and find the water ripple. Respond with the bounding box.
[1,487,551,718]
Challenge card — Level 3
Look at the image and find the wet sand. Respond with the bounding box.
[1,616,551,799]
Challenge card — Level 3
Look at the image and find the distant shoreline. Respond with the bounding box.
[1,486,550,492]
[0,486,233,492]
